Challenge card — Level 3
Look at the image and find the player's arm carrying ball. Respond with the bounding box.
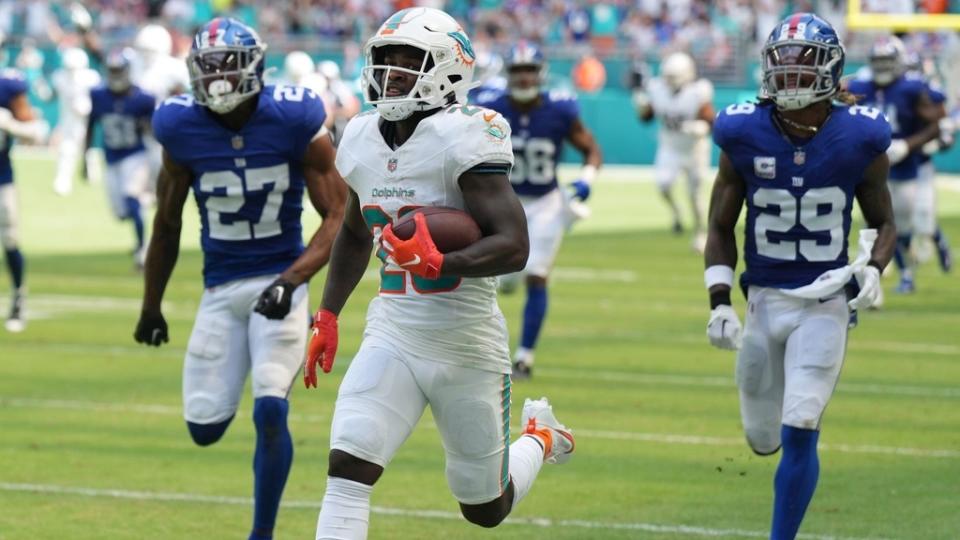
[381,166,528,279]
[254,129,347,319]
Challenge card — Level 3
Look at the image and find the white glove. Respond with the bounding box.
[886,138,909,165]
[707,304,742,350]
[848,265,881,311]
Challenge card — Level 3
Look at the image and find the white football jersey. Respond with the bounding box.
[52,68,101,127]
[648,77,714,151]
[133,55,190,101]
[336,104,513,330]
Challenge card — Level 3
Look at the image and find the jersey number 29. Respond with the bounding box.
[754,187,846,262]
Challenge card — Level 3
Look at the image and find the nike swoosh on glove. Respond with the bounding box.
[380,213,444,279]
[707,304,742,350]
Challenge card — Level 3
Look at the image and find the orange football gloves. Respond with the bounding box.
[380,213,444,280]
[304,308,338,388]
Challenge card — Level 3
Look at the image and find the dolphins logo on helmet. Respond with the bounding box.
[761,13,845,111]
[188,18,266,114]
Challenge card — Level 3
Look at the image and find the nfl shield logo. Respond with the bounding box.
[794,150,806,165]
[231,135,244,150]
[387,158,398,172]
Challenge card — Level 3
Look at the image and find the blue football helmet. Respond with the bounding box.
[188,17,266,114]
[105,48,134,93]
[506,40,546,102]
[868,35,906,87]
[761,13,845,111]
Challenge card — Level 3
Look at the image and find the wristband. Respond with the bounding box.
[704,265,734,290]
[867,259,885,272]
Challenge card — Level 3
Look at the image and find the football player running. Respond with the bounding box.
[132,18,346,540]
[132,23,191,198]
[705,13,896,540]
[304,8,574,539]
[634,51,715,253]
[0,67,47,332]
[50,47,100,196]
[846,36,944,293]
[475,40,603,380]
[84,49,156,270]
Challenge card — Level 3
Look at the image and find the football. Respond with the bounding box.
[391,206,482,253]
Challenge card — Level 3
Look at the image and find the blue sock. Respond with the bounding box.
[123,196,145,250]
[186,416,233,447]
[4,248,24,290]
[520,283,548,350]
[772,425,820,540]
[251,397,293,539]
[893,234,911,274]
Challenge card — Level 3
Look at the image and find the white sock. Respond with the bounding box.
[509,435,545,510]
[316,477,373,540]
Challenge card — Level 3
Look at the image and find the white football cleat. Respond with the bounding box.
[521,397,574,465]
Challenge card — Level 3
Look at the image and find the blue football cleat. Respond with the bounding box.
[895,277,915,294]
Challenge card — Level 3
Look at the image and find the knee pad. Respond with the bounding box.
[745,428,781,456]
[187,417,234,446]
[253,396,289,438]
[252,361,295,399]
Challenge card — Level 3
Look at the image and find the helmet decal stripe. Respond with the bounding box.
[208,18,221,45]
[787,12,802,38]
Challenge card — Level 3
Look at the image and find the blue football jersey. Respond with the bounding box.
[847,73,928,181]
[918,78,946,165]
[713,101,891,289]
[152,85,327,287]
[476,89,578,197]
[0,69,29,186]
[90,85,156,164]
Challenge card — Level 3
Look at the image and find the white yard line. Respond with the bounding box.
[0,482,890,540]
[3,396,957,459]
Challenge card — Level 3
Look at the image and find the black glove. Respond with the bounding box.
[254,278,296,320]
[134,310,169,346]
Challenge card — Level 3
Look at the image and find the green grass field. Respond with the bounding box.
[1,152,959,539]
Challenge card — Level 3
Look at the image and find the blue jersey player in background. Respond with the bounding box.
[846,36,944,293]
[132,18,347,540]
[85,48,156,269]
[704,13,896,540]
[0,67,47,332]
[475,41,602,379]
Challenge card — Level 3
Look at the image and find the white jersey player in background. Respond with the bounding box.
[131,24,190,194]
[634,51,715,253]
[317,59,361,144]
[50,47,100,196]
[303,8,575,539]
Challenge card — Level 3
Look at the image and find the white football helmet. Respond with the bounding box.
[362,7,476,121]
[284,51,315,85]
[661,52,695,91]
[135,24,173,64]
[61,47,89,71]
